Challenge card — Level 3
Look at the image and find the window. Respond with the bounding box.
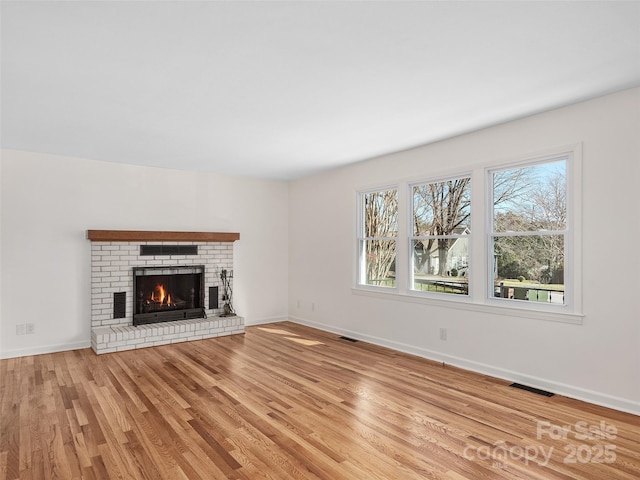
[489,156,567,305]
[357,188,398,288]
[411,176,471,295]
[354,146,579,321]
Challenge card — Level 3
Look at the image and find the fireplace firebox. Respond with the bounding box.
[133,265,205,326]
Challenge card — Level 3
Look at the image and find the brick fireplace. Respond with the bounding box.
[88,230,244,354]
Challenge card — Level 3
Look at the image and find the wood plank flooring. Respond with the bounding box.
[1,321,639,479]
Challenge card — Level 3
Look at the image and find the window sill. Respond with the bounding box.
[351,287,583,325]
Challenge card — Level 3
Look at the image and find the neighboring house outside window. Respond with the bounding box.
[410,176,471,296]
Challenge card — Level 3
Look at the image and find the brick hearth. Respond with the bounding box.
[91,316,244,354]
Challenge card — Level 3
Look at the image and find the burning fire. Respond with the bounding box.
[148,284,174,306]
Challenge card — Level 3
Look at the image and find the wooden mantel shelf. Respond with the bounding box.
[87,230,240,242]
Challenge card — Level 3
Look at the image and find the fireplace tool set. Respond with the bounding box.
[219,269,236,317]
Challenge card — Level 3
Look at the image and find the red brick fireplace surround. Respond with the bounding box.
[88,230,244,354]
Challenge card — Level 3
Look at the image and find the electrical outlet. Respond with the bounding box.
[16,324,26,335]
[297,300,300,308]
[26,323,35,334]
[439,328,447,341]
[311,302,315,312]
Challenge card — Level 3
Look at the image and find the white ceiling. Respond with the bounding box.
[2,1,639,180]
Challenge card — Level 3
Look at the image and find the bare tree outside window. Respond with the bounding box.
[357,154,569,306]
[360,189,398,287]
[410,168,538,295]
[411,177,471,294]
[492,160,567,303]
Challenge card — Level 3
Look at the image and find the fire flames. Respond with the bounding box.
[147,284,174,306]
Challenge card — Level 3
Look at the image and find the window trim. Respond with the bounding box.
[408,173,472,298]
[352,286,583,324]
[356,185,399,291]
[485,150,576,313]
[353,143,582,323]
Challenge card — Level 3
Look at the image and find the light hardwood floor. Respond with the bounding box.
[1,321,639,479]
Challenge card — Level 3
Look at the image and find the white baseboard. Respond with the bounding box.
[244,316,289,326]
[0,341,91,359]
[0,315,288,358]
[287,316,640,416]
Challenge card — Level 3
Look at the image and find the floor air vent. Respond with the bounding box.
[339,336,358,342]
[510,383,554,397]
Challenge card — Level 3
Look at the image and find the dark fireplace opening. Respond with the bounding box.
[133,265,205,326]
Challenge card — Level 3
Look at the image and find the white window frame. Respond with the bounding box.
[409,174,472,298]
[486,150,576,314]
[356,185,399,291]
[352,144,582,324]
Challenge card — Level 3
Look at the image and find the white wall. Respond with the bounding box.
[288,87,640,414]
[0,151,289,357]
[2,88,638,415]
